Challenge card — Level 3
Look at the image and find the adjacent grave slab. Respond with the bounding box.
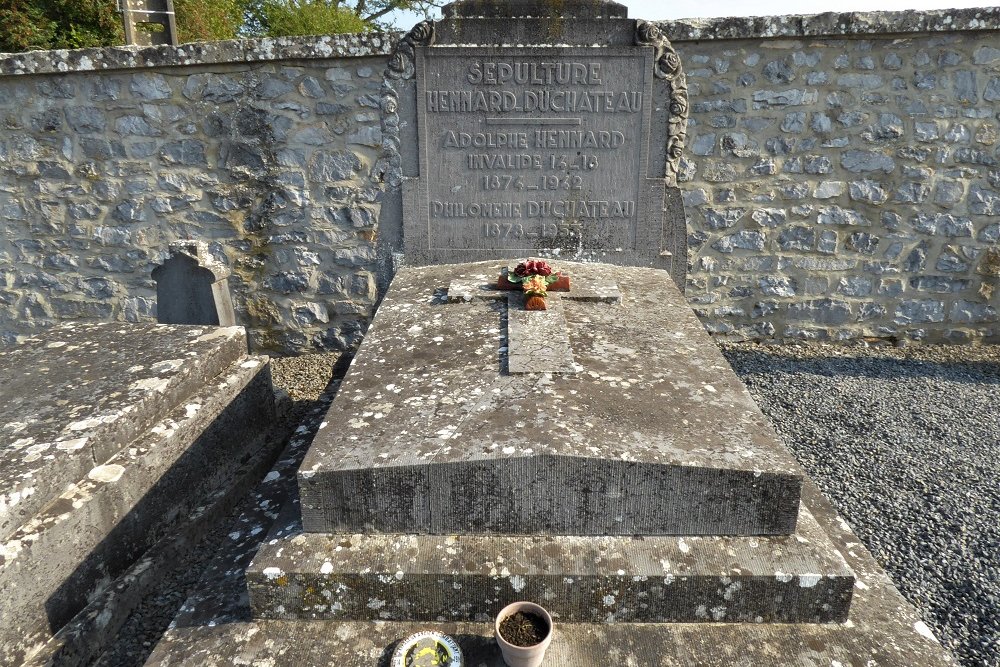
[247,501,855,624]
[298,261,805,537]
[0,322,276,665]
[0,322,247,540]
[144,480,954,666]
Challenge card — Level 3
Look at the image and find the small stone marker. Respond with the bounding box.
[152,240,236,327]
[447,260,620,374]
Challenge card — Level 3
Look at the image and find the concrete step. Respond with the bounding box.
[247,502,854,624]
[0,350,275,666]
[0,322,248,541]
[147,476,953,667]
[147,616,953,667]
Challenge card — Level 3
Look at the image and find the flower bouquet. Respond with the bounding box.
[498,260,570,311]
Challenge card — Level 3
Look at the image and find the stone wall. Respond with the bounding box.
[0,36,393,353]
[0,9,998,352]
[667,9,1000,344]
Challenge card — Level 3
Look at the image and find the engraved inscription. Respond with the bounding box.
[419,48,649,252]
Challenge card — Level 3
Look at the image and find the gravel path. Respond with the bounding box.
[722,342,1000,667]
[89,344,999,667]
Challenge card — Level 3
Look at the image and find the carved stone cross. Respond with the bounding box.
[447,270,620,374]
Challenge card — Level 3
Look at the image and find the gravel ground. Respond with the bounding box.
[89,344,999,667]
[721,341,1000,667]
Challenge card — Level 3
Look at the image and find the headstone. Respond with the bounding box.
[0,322,275,664]
[377,0,689,288]
[152,240,236,327]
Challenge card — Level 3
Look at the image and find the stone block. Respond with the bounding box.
[149,470,954,666]
[950,300,997,323]
[711,231,766,253]
[248,504,854,624]
[0,323,247,541]
[786,298,852,325]
[0,322,274,664]
[895,299,945,324]
[817,206,870,227]
[969,184,1000,215]
[0,355,273,665]
[841,150,895,173]
[299,263,805,537]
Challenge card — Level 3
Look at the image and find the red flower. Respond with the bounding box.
[514,260,552,277]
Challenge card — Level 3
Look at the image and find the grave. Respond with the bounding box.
[0,322,279,665]
[146,1,954,664]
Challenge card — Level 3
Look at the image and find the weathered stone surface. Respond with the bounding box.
[248,502,854,624]
[0,54,387,355]
[0,11,998,351]
[895,299,946,324]
[448,277,623,375]
[841,150,895,173]
[308,150,361,182]
[299,262,804,537]
[676,24,998,345]
[146,474,953,666]
[0,321,278,665]
[398,34,686,283]
[442,0,628,19]
[21,386,288,667]
[1,352,274,666]
[0,323,247,541]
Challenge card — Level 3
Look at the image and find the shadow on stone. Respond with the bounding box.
[152,241,236,327]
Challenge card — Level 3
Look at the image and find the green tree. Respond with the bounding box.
[258,0,368,36]
[244,0,442,37]
[0,0,123,52]
[174,0,248,42]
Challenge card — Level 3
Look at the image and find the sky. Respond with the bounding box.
[388,0,996,29]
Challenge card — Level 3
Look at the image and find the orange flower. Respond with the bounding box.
[522,275,548,297]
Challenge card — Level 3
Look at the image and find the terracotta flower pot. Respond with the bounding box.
[495,601,553,667]
[524,295,547,310]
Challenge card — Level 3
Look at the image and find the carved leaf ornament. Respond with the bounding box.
[635,20,689,186]
[375,21,435,187]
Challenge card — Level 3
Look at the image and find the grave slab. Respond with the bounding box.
[0,322,248,540]
[247,500,855,624]
[0,322,275,665]
[299,261,805,536]
[144,478,954,666]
